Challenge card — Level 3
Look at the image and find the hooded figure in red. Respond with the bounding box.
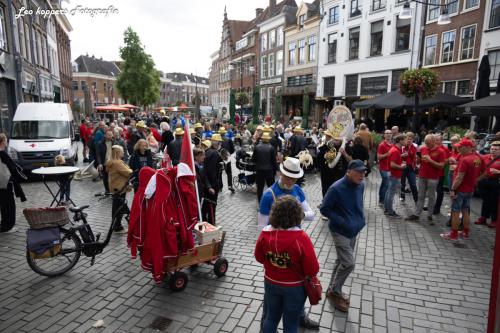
[140,170,178,283]
[138,165,198,284]
[128,166,156,259]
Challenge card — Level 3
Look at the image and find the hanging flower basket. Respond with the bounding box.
[399,68,440,99]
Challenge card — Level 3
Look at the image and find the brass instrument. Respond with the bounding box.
[324,139,337,166]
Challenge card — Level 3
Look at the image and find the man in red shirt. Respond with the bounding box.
[377,130,393,205]
[384,134,407,217]
[475,141,500,228]
[441,138,484,241]
[433,134,450,215]
[400,131,418,203]
[406,134,445,224]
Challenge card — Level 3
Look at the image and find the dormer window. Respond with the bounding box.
[299,14,306,29]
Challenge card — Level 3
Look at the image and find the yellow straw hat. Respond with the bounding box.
[174,128,185,136]
[293,126,303,133]
[194,123,203,129]
[218,127,227,134]
[201,140,212,149]
[211,133,223,142]
[136,120,147,129]
[262,126,272,133]
[261,132,272,142]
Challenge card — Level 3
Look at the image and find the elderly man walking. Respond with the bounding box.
[320,160,366,312]
[406,134,445,224]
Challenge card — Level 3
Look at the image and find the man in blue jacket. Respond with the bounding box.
[320,159,366,313]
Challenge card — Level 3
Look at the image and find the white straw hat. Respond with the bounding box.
[279,157,304,179]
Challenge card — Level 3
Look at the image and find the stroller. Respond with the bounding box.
[233,147,256,191]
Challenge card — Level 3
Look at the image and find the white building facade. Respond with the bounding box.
[46,16,60,100]
[316,0,423,99]
[479,0,500,93]
[209,50,220,110]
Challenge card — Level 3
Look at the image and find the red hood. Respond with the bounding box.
[138,167,156,190]
[260,226,304,253]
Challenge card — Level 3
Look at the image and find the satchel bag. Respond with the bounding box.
[286,241,323,305]
[288,262,323,305]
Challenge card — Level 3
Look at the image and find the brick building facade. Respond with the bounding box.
[422,0,485,97]
[72,55,122,114]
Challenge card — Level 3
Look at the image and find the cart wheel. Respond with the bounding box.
[214,258,228,277]
[169,271,188,292]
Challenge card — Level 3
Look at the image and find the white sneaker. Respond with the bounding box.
[1,227,18,234]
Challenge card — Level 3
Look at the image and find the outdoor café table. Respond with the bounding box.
[32,166,80,207]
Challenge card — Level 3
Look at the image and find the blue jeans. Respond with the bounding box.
[384,176,400,214]
[263,281,306,333]
[400,167,418,203]
[379,170,390,203]
[451,192,473,212]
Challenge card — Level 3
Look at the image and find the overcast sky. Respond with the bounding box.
[66,0,293,78]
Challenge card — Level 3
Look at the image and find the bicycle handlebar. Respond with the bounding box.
[94,176,136,200]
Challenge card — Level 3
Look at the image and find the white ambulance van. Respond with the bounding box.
[8,103,78,171]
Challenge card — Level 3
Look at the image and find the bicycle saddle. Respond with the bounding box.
[69,205,90,213]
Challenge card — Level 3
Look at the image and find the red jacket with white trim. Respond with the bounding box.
[128,167,156,259]
[254,226,319,287]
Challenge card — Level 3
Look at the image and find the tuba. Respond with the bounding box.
[324,139,337,169]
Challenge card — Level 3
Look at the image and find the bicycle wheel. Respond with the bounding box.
[26,228,82,277]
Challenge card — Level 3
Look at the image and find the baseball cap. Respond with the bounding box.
[457,138,474,147]
[347,159,367,172]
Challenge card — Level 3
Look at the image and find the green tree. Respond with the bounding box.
[116,27,160,108]
[236,92,249,107]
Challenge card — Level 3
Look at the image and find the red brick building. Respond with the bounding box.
[422,0,486,97]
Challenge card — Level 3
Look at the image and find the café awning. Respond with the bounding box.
[352,91,470,110]
[95,105,129,112]
[458,94,500,117]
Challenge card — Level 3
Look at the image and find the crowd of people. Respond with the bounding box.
[0,109,498,332]
[375,127,500,240]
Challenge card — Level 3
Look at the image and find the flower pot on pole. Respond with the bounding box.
[399,68,439,133]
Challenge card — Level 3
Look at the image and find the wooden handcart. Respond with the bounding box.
[165,231,228,291]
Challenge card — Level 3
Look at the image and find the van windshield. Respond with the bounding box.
[11,121,70,139]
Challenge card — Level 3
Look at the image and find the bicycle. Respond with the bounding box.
[26,179,133,277]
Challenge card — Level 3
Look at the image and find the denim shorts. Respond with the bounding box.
[451,192,473,212]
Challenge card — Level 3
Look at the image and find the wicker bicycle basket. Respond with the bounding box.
[23,207,70,229]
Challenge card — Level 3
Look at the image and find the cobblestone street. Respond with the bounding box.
[0,161,495,333]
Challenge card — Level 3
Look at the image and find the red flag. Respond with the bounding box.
[179,124,194,173]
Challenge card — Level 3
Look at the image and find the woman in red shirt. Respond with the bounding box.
[255,195,319,333]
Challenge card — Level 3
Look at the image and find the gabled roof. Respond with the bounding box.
[73,55,121,77]
[305,0,320,18]
[228,20,251,45]
[166,72,209,85]
[259,0,298,23]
